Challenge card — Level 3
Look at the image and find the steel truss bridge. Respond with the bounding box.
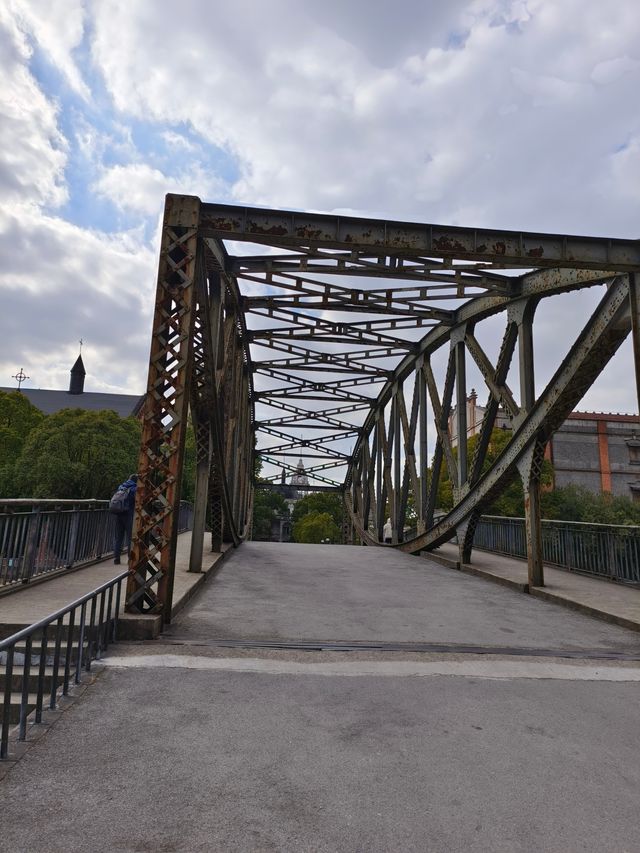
[125,194,640,621]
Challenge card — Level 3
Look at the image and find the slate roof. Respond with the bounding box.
[0,387,144,418]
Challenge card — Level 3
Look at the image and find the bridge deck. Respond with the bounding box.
[166,543,640,653]
[2,545,640,852]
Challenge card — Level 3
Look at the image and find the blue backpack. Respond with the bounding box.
[109,485,131,514]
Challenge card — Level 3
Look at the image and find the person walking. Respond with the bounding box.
[110,474,138,564]
[383,517,392,544]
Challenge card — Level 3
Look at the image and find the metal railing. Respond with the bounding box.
[0,499,194,591]
[474,516,640,584]
[0,570,128,759]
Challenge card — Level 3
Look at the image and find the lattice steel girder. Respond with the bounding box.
[232,253,513,285]
[253,366,383,391]
[127,195,202,619]
[244,290,454,320]
[201,203,640,271]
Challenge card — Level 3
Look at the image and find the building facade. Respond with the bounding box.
[547,412,640,499]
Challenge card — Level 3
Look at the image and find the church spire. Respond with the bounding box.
[69,352,86,395]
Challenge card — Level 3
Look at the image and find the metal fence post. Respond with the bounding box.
[66,504,81,568]
[21,506,41,583]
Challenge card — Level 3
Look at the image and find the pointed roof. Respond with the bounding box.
[71,354,86,375]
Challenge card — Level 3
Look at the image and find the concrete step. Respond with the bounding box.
[3,693,39,725]
[1,637,107,669]
[0,617,117,642]
[0,666,76,694]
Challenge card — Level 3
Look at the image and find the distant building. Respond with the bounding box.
[260,458,311,542]
[449,391,640,500]
[548,412,640,500]
[1,356,144,419]
[448,388,512,444]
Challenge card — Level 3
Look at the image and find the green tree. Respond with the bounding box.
[291,492,344,529]
[434,427,551,518]
[541,485,640,525]
[292,510,339,544]
[252,488,288,540]
[0,391,45,496]
[14,409,141,499]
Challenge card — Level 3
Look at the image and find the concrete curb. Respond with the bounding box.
[420,552,529,594]
[420,552,639,632]
[528,587,640,634]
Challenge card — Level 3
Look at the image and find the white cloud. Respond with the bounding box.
[1,0,639,424]
[94,163,170,216]
[0,6,68,209]
[591,55,640,86]
[609,136,640,200]
[93,162,229,216]
[8,0,89,98]
[88,0,640,238]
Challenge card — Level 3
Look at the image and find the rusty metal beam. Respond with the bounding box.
[202,202,640,271]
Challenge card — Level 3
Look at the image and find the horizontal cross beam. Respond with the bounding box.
[201,203,640,271]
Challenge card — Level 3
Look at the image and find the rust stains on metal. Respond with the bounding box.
[492,241,506,255]
[210,216,242,232]
[295,226,324,240]
[527,246,544,258]
[248,220,288,236]
[433,236,468,253]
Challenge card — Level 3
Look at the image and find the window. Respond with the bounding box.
[627,440,640,465]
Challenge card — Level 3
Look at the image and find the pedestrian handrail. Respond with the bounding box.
[0,569,128,759]
[474,515,640,584]
[0,499,194,591]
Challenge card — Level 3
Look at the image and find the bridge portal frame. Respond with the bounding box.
[125,194,640,622]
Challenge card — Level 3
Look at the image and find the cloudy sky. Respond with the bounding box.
[0,0,639,418]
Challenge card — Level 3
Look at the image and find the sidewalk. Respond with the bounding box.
[426,543,640,633]
[0,533,231,639]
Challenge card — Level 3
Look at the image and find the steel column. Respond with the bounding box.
[629,272,640,419]
[454,336,467,493]
[127,195,201,621]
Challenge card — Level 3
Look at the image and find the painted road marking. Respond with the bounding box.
[102,654,640,681]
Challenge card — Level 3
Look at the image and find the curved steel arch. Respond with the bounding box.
[345,274,632,565]
[125,195,640,620]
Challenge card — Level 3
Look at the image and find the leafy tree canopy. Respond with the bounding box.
[13,408,141,499]
[0,391,45,497]
[291,492,344,528]
[252,487,288,540]
[0,391,44,459]
[292,510,339,544]
[435,427,552,518]
[541,485,640,525]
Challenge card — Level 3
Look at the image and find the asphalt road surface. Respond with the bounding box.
[2,543,639,852]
